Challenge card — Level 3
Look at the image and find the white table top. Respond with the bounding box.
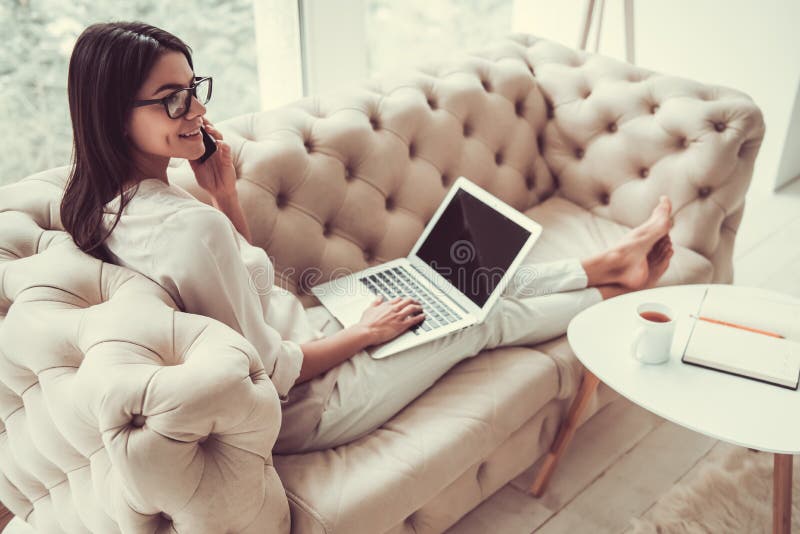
[567,284,800,454]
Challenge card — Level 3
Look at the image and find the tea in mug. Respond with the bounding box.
[640,311,671,323]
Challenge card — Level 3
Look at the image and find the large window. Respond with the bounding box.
[299,0,516,97]
[364,0,514,76]
[0,0,260,187]
[1,0,519,187]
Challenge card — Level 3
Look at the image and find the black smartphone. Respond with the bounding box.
[196,125,217,164]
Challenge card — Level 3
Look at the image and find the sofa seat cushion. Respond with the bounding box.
[518,195,714,398]
[274,345,561,534]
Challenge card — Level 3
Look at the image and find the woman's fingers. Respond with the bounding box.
[404,311,426,323]
[204,128,222,141]
[393,296,419,307]
[398,303,423,316]
[202,116,223,140]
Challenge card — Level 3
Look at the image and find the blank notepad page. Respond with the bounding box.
[683,320,800,388]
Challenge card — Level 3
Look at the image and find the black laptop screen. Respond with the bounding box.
[415,188,531,308]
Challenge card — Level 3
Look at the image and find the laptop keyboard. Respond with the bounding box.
[359,266,463,334]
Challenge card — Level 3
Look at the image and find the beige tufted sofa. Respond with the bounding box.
[0,34,764,533]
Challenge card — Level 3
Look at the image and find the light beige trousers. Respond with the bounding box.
[274,259,602,454]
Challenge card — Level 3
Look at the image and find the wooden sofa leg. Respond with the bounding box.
[530,370,600,497]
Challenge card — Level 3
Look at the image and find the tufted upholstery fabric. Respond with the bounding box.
[0,33,764,533]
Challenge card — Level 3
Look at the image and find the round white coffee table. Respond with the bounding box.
[530,284,800,534]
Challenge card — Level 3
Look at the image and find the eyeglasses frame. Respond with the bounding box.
[132,76,213,119]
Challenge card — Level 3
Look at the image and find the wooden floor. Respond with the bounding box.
[447,178,800,533]
[3,181,799,534]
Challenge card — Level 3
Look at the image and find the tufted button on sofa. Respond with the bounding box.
[0,33,764,533]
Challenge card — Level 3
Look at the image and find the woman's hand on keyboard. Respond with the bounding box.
[357,296,425,346]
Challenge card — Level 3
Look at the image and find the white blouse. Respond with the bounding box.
[102,178,323,400]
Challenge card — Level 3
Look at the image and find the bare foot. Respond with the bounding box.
[643,234,673,289]
[596,237,673,300]
[606,196,673,289]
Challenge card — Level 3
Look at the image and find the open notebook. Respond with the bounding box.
[681,286,800,389]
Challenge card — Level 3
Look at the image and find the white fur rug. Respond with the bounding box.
[628,445,800,534]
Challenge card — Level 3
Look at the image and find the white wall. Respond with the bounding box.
[513,0,800,194]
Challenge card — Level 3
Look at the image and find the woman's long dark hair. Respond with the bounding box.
[61,21,194,263]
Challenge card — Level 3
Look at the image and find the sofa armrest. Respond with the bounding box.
[72,308,289,533]
[522,35,766,282]
[0,214,291,533]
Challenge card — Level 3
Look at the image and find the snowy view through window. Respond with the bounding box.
[1,0,513,186]
[364,0,512,76]
[1,0,258,186]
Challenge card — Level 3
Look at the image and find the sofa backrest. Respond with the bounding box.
[165,34,764,306]
[0,177,291,531]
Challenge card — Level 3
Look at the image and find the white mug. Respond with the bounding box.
[632,302,675,364]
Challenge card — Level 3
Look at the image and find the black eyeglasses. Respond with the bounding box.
[132,76,213,119]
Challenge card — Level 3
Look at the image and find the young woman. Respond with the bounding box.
[62,21,674,455]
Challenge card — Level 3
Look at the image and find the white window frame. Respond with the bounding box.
[252,0,368,110]
[252,0,305,109]
[299,0,368,95]
[253,1,529,108]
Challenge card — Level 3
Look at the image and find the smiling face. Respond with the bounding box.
[124,51,207,181]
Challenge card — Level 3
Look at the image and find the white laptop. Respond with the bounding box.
[311,176,543,359]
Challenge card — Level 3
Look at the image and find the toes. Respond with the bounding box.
[648,236,668,261]
[656,238,672,263]
[647,245,660,263]
[656,196,673,220]
[658,241,667,259]
[654,244,668,264]
[653,249,673,283]
[662,236,673,254]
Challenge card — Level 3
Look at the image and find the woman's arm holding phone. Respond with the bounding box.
[189,116,253,243]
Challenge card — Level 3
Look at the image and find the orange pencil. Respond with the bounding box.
[690,314,785,339]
